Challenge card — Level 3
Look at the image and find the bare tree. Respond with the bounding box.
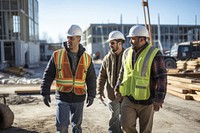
[58,34,65,48]
[41,32,54,43]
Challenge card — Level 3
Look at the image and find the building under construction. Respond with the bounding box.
[0,0,40,70]
[82,23,200,59]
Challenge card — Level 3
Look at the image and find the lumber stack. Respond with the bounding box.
[186,60,200,72]
[176,58,200,73]
[176,60,187,70]
[167,75,200,102]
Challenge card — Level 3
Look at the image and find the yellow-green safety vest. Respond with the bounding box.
[120,45,158,100]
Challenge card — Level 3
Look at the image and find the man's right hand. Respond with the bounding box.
[43,95,51,107]
[115,91,123,102]
[98,93,106,106]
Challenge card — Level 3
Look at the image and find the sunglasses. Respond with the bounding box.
[110,41,117,45]
[67,36,79,41]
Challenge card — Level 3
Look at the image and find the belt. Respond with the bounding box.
[127,96,153,105]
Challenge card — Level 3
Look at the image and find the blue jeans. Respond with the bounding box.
[56,100,84,133]
[108,99,123,133]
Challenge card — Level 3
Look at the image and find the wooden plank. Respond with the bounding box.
[188,94,200,102]
[167,89,193,100]
[167,69,179,74]
[168,73,200,78]
[195,91,200,95]
[15,89,55,94]
[168,80,200,91]
[168,85,188,94]
[15,86,56,94]
[168,76,200,83]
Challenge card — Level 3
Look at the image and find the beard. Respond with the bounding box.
[130,40,139,49]
[111,48,117,52]
[110,45,118,53]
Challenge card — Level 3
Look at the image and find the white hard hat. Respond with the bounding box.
[66,25,82,36]
[106,31,125,42]
[127,25,149,38]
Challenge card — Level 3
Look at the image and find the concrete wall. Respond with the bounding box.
[28,42,40,67]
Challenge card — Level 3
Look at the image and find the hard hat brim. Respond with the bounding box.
[126,35,149,38]
[126,35,132,37]
[66,34,81,37]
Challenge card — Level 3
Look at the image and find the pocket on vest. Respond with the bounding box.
[134,78,150,100]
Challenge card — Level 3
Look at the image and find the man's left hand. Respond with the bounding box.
[86,96,94,107]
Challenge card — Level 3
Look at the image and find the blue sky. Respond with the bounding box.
[38,0,200,42]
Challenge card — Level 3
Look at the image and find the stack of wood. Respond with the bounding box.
[167,75,200,102]
[176,58,200,73]
[186,59,200,72]
[176,60,187,70]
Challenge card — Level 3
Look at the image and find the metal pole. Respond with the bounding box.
[142,0,153,45]
[142,0,147,28]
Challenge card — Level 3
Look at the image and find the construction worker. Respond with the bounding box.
[97,31,125,133]
[40,24,96,133]
[114,25,167,133]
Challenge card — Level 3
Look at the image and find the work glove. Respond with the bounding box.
[153,102,163,111]
[86,96,94,107]
[43,95,51,107]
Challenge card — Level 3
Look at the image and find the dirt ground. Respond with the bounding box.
[0,62,200,133]
[0,85,200,133]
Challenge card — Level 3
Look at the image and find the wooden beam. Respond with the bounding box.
[167,69,179,74]
[168,76,200,83]
[188,94,200,102]
[167,89,193,100]
[168,80,200,91]
[168,73,200,78]
[195,91,200,95]
[168,85,188,94]
[15,86,56,95]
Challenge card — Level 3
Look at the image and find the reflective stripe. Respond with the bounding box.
[141,46,157,76]
[58,49,64,70]
[56,79,73,84]
[58,86,63,91]
[56,80,85,85]
[57,49,64,78]
[83,52,91,70]
[84,53,88,70]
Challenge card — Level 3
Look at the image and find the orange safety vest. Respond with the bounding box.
[53,49,91,95]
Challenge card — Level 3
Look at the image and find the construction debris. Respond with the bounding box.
[4,67,26,76]
[0,72,42,85]
[6,95,41,105]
